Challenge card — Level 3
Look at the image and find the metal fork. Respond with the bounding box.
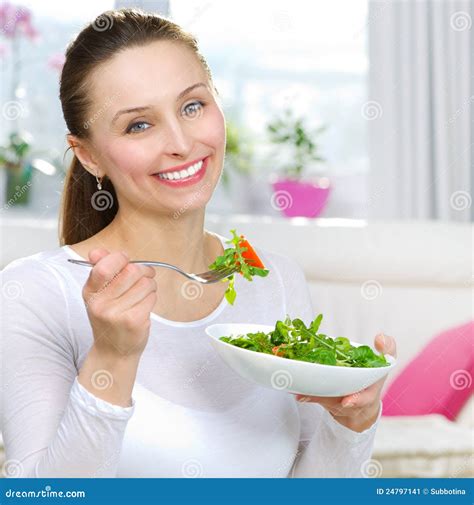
[66,259,238,284]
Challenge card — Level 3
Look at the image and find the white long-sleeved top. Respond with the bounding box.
[0,233,381,478]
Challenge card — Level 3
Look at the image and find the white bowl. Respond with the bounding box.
[205,323,397,397]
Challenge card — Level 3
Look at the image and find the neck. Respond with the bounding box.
[99,206,221,273]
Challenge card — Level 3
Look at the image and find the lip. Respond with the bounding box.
[151,156,209,188]
[154,156,207,175]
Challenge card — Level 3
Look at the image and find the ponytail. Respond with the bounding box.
[59,155,118,245]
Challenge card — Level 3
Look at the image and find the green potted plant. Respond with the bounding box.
[0,4,59,208]
[0,131,34,206]
[267,108,332,218]
[0,3,38,207]
[0,131,58,208]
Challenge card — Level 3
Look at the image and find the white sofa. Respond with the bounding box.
[1,213,472,477]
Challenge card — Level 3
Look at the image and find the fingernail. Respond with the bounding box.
[344,401,354,408]
[121,250,129,259]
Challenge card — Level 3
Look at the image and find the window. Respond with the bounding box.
[171,0,370,216]
[1,0,369,218]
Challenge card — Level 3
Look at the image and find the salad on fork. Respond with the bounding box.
[208,229,269,305]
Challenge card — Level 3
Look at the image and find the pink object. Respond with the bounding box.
[47,52,66,72]
[0,2,39,40]
[272,178,332,218]
[382,320,474,420]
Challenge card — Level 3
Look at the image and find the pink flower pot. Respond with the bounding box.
[271,177,332,218]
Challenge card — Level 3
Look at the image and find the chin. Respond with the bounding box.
[159,190,212,219]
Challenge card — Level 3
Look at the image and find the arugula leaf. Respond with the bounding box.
[219,313,390,368]
[223,275,236,305]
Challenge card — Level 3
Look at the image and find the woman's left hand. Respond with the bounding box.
[294,333,397,433]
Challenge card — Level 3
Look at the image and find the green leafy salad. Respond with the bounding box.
[208,229,269,305]
[219,314,389,368]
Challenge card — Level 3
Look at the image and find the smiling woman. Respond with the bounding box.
[0,8,387,479]
[59,9,223,245]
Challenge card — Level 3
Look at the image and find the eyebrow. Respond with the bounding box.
[111,82,209,125]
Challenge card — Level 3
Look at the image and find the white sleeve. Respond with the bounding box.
[272,253,382,477]
[0,257,135,478]
[289,400,382,477]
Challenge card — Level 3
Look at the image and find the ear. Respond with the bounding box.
[66,134,103,177]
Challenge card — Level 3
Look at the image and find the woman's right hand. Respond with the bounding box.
[82,248,157,359]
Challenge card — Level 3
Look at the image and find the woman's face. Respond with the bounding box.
[81,40,226,216]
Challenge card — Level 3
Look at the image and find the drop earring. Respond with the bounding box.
[95,171,103,191]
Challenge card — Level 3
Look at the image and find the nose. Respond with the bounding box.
[160,117,193,159]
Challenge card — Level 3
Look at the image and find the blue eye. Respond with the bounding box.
[126,121,151,134]
[183,101,205,118]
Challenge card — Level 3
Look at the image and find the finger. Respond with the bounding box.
[341,382,379,408]
[105,262,156,300]
[88,248,111,264]
[294,394,316,403]
[294,394,341,406]
[113,275,157,310]
[134,287,158,313]
[374,333,397,358]
[87,250,130,293]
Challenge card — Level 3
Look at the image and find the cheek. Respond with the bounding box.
[201,107,226,152]
[104,139,155,178]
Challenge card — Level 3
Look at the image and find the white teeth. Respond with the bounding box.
[157,159,204,181]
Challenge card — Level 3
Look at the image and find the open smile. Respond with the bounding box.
[151,156,209,187]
